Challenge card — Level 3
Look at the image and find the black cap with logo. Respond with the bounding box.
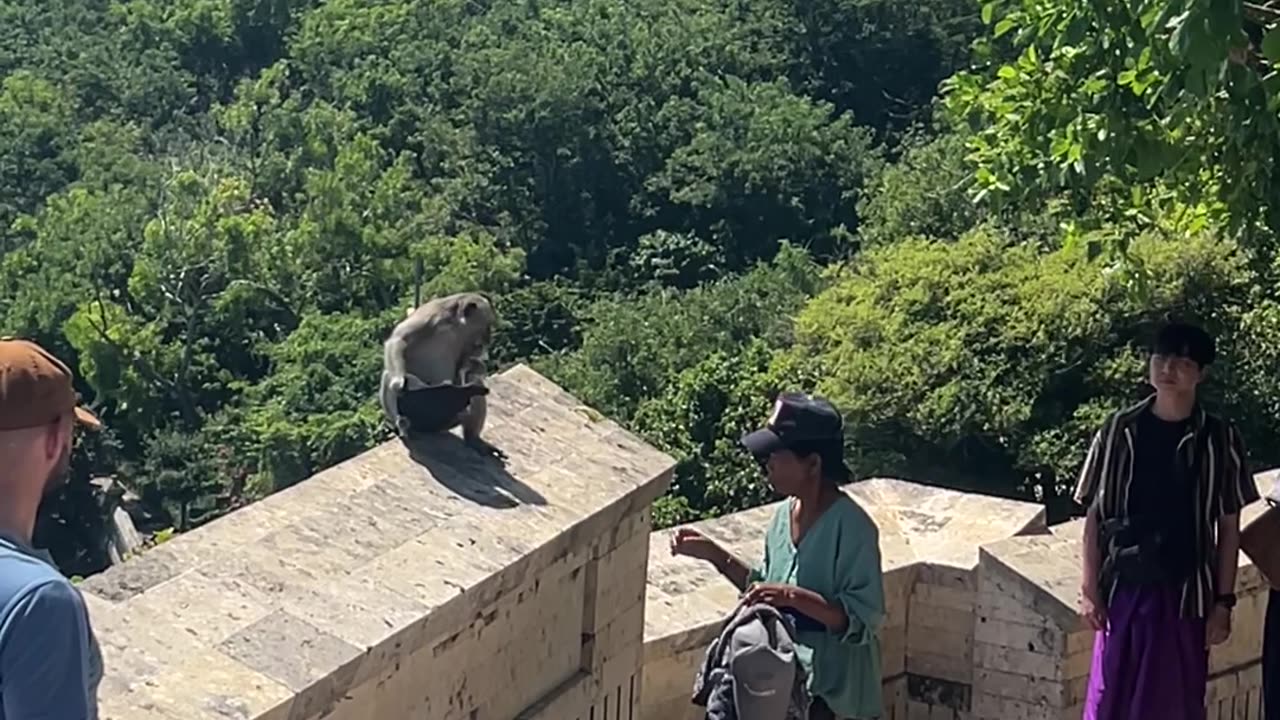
[740,392,850,480]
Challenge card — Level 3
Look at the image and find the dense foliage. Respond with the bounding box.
[3,0,1279,574]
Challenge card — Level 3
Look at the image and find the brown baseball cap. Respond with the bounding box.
[0,337,102,432]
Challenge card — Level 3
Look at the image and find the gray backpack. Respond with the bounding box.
[692,601,811,720]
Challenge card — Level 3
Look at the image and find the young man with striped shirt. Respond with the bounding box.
[1074,321,1260,720]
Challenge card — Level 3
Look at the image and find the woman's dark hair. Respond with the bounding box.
[790,438,849,486]
[1152,321,1216,368]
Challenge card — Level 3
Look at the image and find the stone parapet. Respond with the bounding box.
[80,364,675,720]
[972,470,1279,720]
[641,478,1048,720]
[641,471,1279,720]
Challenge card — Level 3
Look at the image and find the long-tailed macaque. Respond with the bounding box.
[379,292,500,455]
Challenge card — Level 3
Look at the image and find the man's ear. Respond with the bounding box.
[43,418,64,460]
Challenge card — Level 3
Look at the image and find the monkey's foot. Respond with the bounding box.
[465,435,507,461]
[395,416,413,437]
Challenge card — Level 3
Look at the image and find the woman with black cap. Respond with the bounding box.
[671,392,886,720]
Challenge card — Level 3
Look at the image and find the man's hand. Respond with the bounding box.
[743,582,798,609]
[669,528,727,565]
[1080,584,1107,632]
[1206,604,1232,647]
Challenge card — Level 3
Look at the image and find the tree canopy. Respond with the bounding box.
[3,0,1278,576]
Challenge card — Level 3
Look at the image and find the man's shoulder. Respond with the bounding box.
[1198,407,1240,434]
[1104,396,1155,430]
[0,543,83,623]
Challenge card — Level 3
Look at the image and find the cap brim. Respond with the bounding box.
[741,428,784,457]
[74,406,102,431]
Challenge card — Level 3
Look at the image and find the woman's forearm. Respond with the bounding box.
[788,587,850,634]
[712,547,753,592]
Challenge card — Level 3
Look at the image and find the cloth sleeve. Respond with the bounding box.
[1072,428,1105,509]
[746,508,780,587]
[829,517,886,646]
[1217,421,1260,516]
[1,580,95,720]
[747,541,767,586]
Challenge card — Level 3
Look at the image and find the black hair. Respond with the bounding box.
[1151,321,1216,368]
[789,438,849,486]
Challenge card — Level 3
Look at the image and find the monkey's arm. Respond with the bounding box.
[381,334,417,436]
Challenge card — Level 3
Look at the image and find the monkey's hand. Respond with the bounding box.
[395,415,413,437]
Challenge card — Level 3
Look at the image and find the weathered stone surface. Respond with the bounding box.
[84,364,675,720]
[640,478,1047,720]
[640,471,1280,720]
[969,470,1278,719]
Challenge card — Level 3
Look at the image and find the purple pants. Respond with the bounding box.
[1084,583,1208,720]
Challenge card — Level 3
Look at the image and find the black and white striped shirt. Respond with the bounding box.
[1073,394,1260,618]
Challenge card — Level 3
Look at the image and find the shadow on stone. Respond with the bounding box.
[402,431,547,508]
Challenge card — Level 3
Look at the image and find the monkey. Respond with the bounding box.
[379,291,503,457]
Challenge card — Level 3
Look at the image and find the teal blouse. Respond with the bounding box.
[747,494,886,719]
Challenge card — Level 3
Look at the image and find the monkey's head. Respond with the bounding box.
[458,293,496,348]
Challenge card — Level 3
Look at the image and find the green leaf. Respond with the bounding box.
[1117,69,1137,86]
[1263,28,1280,64]
[1085,239,1102,261]
[1082,78,1110,94]
[982,2,996,25]
[1185,66,1207,98]
[998,65,1019,80]
[994,18,1016,38]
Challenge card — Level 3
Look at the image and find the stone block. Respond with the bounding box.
[912,583,976,613]
[907,651,972,686]
[883,675,908,720]
[908,619,972,661]
[881,624,907,678]
[912,601,975,636]
[973,667,1063,707]
[908,673,972,712]
[972,615,1065,656]
[971,691,1057,720]
[218,610,362,693]
[87,365,675,720]
[586,526,650,634]
[972,641,1062,682]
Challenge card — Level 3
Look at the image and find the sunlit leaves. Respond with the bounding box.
[944,0,1280,252]
[790,226,1253,505]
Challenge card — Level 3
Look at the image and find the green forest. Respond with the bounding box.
[4,0,1280,576]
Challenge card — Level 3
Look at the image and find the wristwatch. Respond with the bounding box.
[1215,592,1237,610]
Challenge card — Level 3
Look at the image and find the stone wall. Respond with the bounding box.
[641,479,1049,720]
[79,365,675,720]
[972,470,1278,720]
[72,360,1280,720]
[641,472,1279,720]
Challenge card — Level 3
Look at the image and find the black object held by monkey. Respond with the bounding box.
[379,291,504,459]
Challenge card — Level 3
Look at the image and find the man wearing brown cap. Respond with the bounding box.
[0,338,103,719]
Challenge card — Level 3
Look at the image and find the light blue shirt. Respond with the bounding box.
[0,533,101,720]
